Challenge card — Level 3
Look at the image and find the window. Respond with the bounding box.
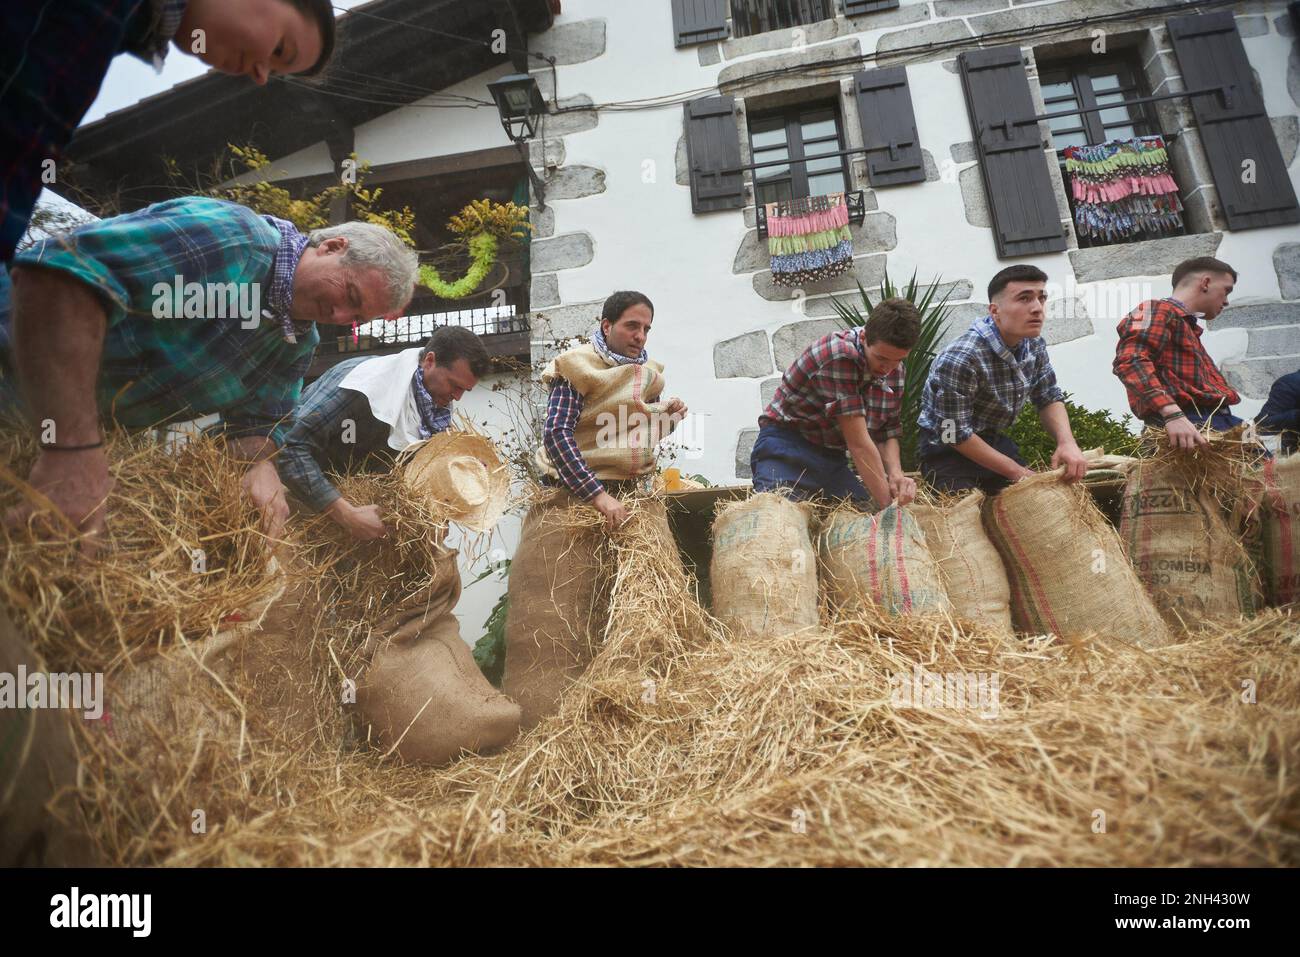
[1038,54,1184,248]
[1038,57,1157,150]
[748,102,850,206]
[731,0,835,40]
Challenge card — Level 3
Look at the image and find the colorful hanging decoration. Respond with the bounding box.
[417,199,532,300]
[1064,136,1184,244]
[766,193,854,287]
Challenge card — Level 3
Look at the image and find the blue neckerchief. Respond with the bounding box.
[411,367,452,439]
[261,215,312,343]
[592,327,648,366]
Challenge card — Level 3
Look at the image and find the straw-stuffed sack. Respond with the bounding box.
[983,472,1172,647]
[1257,454,1300,607]
[913,492,1012,632]
[354,547,519,765]
[0,610,100,866]
[1120,459,1260,625]
[710,493,820,637]
[502,491,614,729]
[817,505,951,617]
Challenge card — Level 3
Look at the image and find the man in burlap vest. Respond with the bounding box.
[504,291,687,728]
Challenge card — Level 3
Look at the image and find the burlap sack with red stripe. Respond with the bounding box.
[1119,459,1259,625]
[710,493,819,638]
[1258,455,1300,606]
[913,492,1012,633]
[982,472,1172,648]
[817,504,951,618]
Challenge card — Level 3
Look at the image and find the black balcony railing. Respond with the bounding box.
[755,189,867,240]
[731,0,835,39]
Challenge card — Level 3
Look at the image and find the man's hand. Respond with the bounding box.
[1050,442,1089,482]
[591,491,629,532]
[663,397,689,422]
[1164,415,1208,450]
[1007,464,1037,482]
[241,459,289,541]
[887,472,917,507]
[5,448,113,549]
[325,498,388,541]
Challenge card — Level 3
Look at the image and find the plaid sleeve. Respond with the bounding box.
[0,0,140,263]
[1113,302,1176,413]
[1028,342,1066,411]
[274,369,367,513]
[926,348,978,445]
[542,377,604,501]
[874,363,904,442]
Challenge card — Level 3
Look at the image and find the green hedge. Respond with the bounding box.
[1006,392,1140,467]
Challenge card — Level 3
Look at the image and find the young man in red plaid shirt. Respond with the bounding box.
[752,298,921,509]
[1113,256,1242,450]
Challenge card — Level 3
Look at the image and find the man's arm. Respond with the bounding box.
[1113,304,1205,448]
[4,267,113,539]
[838,415,893,508]
[275,385,387,541]
[541,378,626,531]
[1037,401,1087,481]
[1256,374,1300,433]
[877,436,916,506]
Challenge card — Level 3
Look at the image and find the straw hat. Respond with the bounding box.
[400,431,509,532]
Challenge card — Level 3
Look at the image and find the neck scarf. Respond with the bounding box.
[261,215,312,343]
[410,367,453,439]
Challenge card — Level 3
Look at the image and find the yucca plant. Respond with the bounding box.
[830,270,954,472]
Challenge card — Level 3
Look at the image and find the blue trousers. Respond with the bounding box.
[918,431,1027,495]
[750,423,875,506]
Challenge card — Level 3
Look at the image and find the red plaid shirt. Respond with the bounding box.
[760,327,904,450]
[1113,298,1240,420]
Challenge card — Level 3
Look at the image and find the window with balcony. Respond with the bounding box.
[748,102,850,206]
[1038,54,1185,248]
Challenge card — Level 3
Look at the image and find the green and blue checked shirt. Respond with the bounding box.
[0,196,319,445]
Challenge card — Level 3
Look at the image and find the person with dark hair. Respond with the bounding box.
[535,290,688,530]
[276,325,491,540]
[751,297,921,508]
[918,265,1088,494]
[2,0,337,268]
[1256,368,1300,456]
[1113,256,1243,448]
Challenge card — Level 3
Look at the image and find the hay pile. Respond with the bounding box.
[0,430,281,673]
[52,494,1300,867]
[5,430,1297,867]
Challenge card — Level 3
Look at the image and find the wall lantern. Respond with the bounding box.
[488,73,549,209]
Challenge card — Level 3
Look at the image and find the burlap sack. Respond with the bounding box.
[355,615,520,766]
[913,492,1012,632]
[1258,454,1300,607]
[1120,459,1260,625]
[0,610,100,866]
[818,505,952,617]
[982,472,1173,648]
[710,493,819,638]
[502,491,611,729]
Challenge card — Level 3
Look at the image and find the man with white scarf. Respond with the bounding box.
[276,326,491,539]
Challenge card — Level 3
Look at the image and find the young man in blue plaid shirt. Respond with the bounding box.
[753,298,921,509]
[277,326,491,540]
[0,195,417,542]
[918,265,1088,494]
[2,0,335,267]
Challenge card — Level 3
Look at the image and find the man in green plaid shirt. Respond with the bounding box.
[0,195,418,543]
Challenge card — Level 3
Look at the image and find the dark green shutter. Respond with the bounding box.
[854,66,925,186]
[671,0,729,48]
[684,96,746,213]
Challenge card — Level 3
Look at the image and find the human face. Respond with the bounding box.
[290,238,399,327]
[177,0,324,84]
[990,281,1047,346]
[601,304,653,359]
[421,355,478,406]
[1192,271,1235,321]
[863,340,910,378]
